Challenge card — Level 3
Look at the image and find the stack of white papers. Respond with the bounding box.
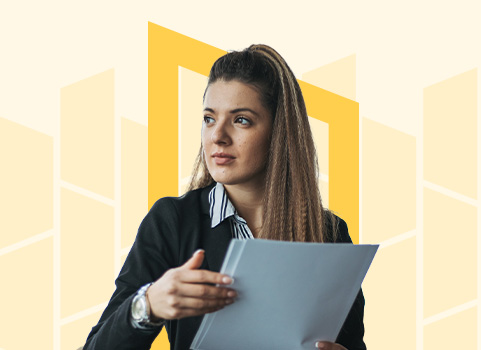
[191,239,378,350]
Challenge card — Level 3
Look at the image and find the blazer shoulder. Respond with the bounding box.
[148,185,211,218]
[150,188,204,214]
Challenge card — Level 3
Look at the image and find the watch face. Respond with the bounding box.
[132,295,147,320]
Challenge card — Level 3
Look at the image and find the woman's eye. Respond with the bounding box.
[203,116,214,124]
[235,117,251,125]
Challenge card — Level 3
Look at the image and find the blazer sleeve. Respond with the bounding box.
[334,217,367,350]
[83,198,181,350]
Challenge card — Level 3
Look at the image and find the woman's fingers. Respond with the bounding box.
[165,304,227,319]
[148,279,234,320]
[168,295,234,310]
[148,270,235,320]
[157,294,231,319]
[147,250,236,321]
[173,281,236,299]
[180,249,205,270]
[175,249,233,285]
[315,341,347,350]
[177,269,233,285]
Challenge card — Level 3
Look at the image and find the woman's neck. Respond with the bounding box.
[223,182,265,238]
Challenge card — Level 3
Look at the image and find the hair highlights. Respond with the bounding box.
[188,44,337,243]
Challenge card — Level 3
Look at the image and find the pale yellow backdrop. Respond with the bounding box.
[0,1,480,349]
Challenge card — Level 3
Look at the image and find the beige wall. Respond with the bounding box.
[0,2,480,349]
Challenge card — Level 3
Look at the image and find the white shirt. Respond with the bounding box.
[208,182,254,240]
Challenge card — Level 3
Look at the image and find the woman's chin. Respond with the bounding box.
[210,175,232,185]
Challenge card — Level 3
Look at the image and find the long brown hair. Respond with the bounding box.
[188,44,337,242]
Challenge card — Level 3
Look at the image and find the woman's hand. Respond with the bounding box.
[315,341,347,350]
[146,249,236,320]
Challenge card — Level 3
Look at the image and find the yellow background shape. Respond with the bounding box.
[148,23,360,349]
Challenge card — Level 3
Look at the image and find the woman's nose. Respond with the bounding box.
[211,121,231,145]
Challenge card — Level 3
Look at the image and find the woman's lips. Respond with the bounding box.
[212,153,235,165]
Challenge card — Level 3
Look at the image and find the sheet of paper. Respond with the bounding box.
[191,239,378,350]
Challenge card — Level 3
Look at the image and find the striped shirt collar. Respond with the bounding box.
[208,182,247,228]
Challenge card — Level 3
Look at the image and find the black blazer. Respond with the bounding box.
[84,184,366,350]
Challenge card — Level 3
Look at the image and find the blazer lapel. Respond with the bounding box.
[201,219,232,272]
[200,183,233,272]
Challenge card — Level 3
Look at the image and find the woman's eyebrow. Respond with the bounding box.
[203,107,260,116]
[229,108,259,116]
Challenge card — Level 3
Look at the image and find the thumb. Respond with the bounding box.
[180,249,205,270]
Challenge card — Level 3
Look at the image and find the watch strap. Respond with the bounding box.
[130,282,165,329]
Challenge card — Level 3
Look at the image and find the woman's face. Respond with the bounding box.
[202,80,273,188]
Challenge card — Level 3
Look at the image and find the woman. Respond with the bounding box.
[84,45,366,350]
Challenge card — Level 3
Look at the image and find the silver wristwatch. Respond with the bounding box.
[131,282,165,328]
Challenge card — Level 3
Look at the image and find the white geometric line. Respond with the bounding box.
[60,180,115,207]
[417,101,423,350]
[60,302,108,326]
[423,180,478,207]
[423,300,477,326]
[178,67,183,197]
[0,230,53,256]
[477,67,481,350]
[180,176,191,187]
[114,111,121,277]
[359,117,363,245]
[120,245,132,257]
[377,229,417,250]
[54,111,61,350]
[319,173,329,183]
